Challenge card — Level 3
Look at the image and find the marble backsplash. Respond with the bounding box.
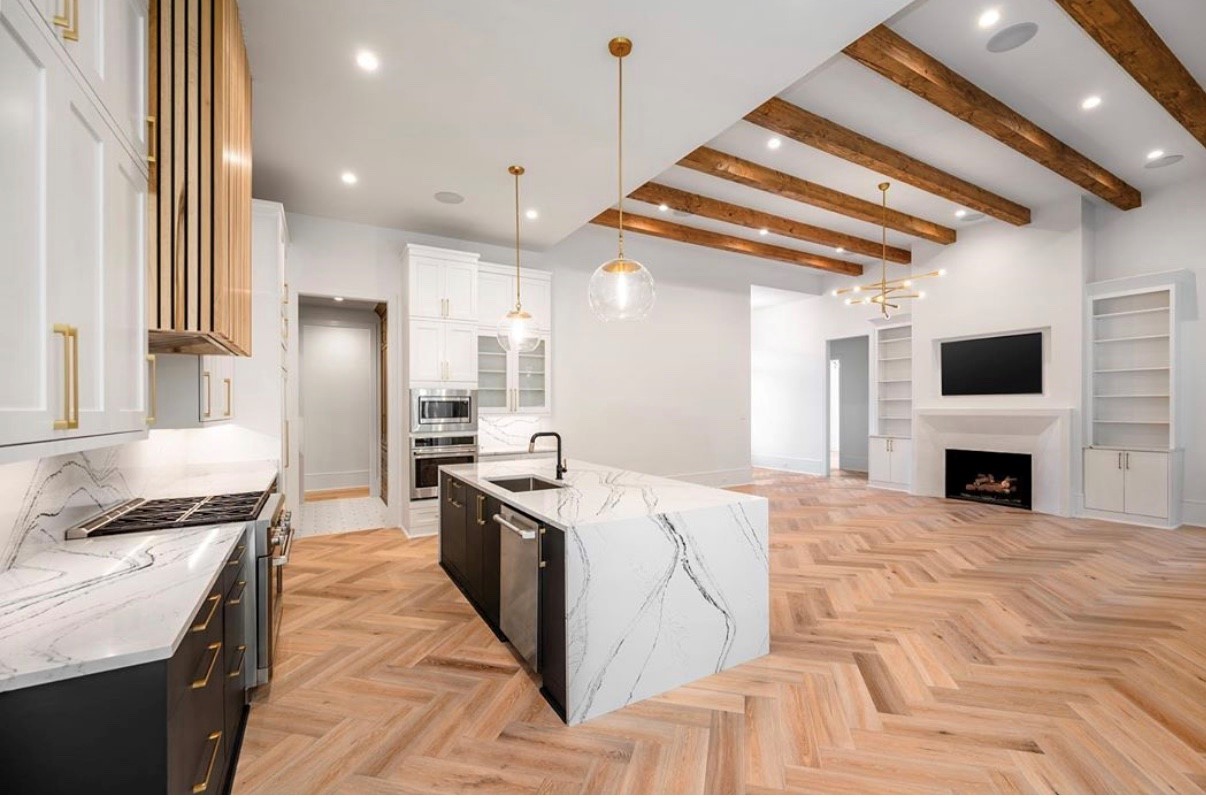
[0,427,278,570]
[477,413,554,453]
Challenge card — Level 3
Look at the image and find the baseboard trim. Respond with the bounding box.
[751,455,824,476]
[305,469,371,491]
[1180,498,1205,527]
[839,456,869,472]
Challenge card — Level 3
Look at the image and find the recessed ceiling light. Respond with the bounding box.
[835,247,845,253]
[525,209,539,220]
[333,296,345,302]
[340,171,358,185]
[658,203,669,212]
[978,8,1001,28]
[955,209,967,218]
[1081,95,1102,110]
[355,50,379,72]
[758,228,769,236]
[766,137,782,150]
[434,191,464,204]
[987,22,1039,53]
[1145,153,1183,169]
[1146,149,1165,161]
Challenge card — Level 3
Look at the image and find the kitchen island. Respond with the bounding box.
[439,458,769,725]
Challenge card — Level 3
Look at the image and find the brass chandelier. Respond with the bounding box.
[834,182,943,318]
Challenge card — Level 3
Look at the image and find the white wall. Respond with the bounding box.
[1091,176,1206,524]
[299,305,378,492]
[829,336,869,472]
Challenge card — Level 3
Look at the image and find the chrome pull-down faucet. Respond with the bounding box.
[529,432,567,481]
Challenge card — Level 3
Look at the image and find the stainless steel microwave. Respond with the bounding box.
[410,388,476,434]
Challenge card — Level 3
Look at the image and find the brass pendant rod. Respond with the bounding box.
[617,50,625,259]
[509,165,525,312]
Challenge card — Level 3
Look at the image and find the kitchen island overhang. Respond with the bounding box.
[439,458,769,725]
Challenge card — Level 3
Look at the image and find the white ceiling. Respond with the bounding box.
[638,0,1206,272]
[240,0,911,250]
[750,285,812,310]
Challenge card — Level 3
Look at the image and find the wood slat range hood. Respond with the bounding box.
[149,0,253,356]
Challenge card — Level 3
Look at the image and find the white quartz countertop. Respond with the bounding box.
[441,458,763,530]
[129,460,279,500]
[0,523,244,693]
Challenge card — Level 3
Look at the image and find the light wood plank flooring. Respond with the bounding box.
[304,486,372,502]
[234,469,1206,793]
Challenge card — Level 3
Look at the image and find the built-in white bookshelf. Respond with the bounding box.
[876,324,913,438]
[1089,288,1172,450]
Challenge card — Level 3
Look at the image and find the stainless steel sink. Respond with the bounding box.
[487,476,562,493]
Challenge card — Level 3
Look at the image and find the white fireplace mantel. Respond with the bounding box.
[913,407,1075,516]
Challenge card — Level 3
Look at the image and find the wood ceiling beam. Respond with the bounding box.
[1051,0,1206,149]
[844,26,1141,210]
[679,147,956,244]
[745,97,1032,226]
[590,208,863,276]
[630,182,912,264]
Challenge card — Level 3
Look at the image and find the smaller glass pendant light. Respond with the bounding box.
[497,165,539,353]
[588,36,655,322]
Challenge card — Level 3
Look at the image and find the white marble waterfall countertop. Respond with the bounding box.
[0,524,244,693]
[441,458,763,530]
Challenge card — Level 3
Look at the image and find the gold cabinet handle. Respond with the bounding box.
[190,593,221,633]
[228,644,247,679]
[146,354,157,425]
[226,579,247,607]
[70,326,79,428]
[202,371,212,418]
[191,642,223,690]
[146,116,156,163]
[477,494,485,526]
[52,325,74,430]
[60,0,79,41]
[223,377,232,417]
[227,543,245,567]
[192,731,223,794]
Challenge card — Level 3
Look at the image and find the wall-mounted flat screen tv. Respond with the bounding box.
[940,332,1043,396]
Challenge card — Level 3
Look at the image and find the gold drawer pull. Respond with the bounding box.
[224,377,232,417]
[190,593,221,633]
[202,371,212,418]
[477,494,486,526]
[191,642,222,689]
[226,579,247,607]
[52,324,76,430]
[227,544,245,567]
[228,644,247,679]
[192,730,223,794]
[146,116,157,163]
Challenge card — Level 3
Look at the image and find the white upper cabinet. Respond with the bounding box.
[0,0,147,458]
[31,0,148,161]
[409,320,476,386]
[476,262,551,330]
[407,245,478,322]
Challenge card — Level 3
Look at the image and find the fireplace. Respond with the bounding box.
[945,449,1032,510]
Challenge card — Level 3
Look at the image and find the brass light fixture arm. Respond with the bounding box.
[610,37,632,260]
[509,164,525,312]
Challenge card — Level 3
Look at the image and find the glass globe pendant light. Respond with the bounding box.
[497,165,540,353]
[588,36,655,322]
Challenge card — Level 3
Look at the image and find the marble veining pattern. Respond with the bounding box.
[441,458,770,724]
[476,414,555,455]
[0,523,244,692]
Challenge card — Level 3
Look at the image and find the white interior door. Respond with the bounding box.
[1084,448,1126,513]
[1123,450,1169,518]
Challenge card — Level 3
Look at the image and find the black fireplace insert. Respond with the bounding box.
[945,449,1032,510]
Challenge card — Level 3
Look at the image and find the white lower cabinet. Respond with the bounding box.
[409,320,477,386]
[868,436,911,489]
[0,0,147,457]
[1084,448,1171,521]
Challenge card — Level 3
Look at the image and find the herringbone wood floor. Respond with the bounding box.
[234,470,1206,794]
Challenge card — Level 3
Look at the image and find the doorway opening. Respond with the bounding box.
[825,335,870,478]
[297,296,388,535]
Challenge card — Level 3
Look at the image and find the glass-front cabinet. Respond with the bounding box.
[477,333,551,414]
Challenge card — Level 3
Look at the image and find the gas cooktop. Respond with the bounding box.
[67,491,269,539]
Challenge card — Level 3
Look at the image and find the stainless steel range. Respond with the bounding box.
[67,488,294,687]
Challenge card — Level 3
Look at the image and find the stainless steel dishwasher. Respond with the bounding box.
[496,505,540,671]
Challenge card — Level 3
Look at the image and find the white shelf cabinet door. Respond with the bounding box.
[103,143,148,433]
[476,333,509,413]
[0,2,58,445]
[409,257,445,319]
[443,322,478,384]
[514,336,550,413]
[48,52,109,438]
[477,269,514,328]
[889,438,912,487]
[442,261,478,322]
[520,274,551,331]
[868,437,892,483]
[1084,448,1126,513]
[1123,450,1169,519]
[409,319,444,383]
